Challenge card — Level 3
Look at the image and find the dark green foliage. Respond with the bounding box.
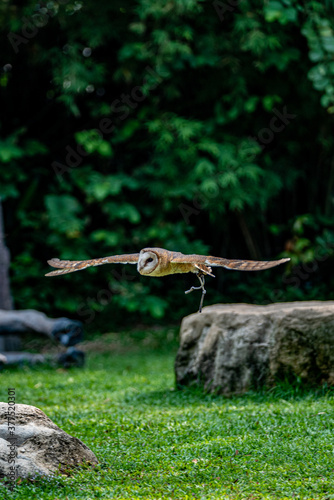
[1,0,334,324]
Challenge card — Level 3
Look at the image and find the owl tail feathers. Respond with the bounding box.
[194,264,215,277]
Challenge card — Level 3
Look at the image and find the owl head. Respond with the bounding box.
[137,248,159,275]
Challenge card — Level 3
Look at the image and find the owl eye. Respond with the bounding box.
[146,257,154,264]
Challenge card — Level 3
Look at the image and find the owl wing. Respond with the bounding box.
[170,252,290,271]
[204,256,290,271]
[45,253,139,277]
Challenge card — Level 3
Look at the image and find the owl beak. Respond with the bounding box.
[137,262,143,274]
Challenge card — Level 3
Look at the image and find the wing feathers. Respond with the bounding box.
[46,249,290,277]
[204,257,290,271]
[170,253,289,271]
[45,254,139,277]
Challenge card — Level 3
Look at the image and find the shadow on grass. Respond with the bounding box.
[125,378,334,409]
[2,348,334,408]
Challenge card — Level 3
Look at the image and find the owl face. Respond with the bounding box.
[137,249,159,275]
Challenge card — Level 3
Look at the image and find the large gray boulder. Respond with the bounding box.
[175,301,334,395]
[0,403,98,479]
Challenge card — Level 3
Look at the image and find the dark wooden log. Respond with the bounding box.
[0,309,83,347]
[0,349,85,368]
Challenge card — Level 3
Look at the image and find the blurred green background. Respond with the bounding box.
[1,0,334,330]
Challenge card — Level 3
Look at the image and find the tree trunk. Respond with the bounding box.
[234,209,260,260]
[0,198,13,310]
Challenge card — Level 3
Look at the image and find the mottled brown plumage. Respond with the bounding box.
[45,247,289,313]
[46,247,289,277]
[47,253,139,276]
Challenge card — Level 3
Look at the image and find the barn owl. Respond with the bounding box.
[46,248,289,313]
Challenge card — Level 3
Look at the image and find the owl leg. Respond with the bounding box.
[184,273,207,313]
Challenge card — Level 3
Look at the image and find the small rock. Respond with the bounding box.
[0,403,98,479]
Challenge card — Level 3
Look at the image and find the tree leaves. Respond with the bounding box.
[2,0,334,321]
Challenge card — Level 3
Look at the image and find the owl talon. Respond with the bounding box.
[185,274,207,313]
[184,285,201,294]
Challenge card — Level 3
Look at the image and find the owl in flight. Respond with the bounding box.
[46,248,289,313]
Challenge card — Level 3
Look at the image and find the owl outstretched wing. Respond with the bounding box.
[204,256,290,271]
[170,253,290,271]
[45,254,139,277]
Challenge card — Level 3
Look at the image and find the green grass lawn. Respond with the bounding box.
[1,328,334,500]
